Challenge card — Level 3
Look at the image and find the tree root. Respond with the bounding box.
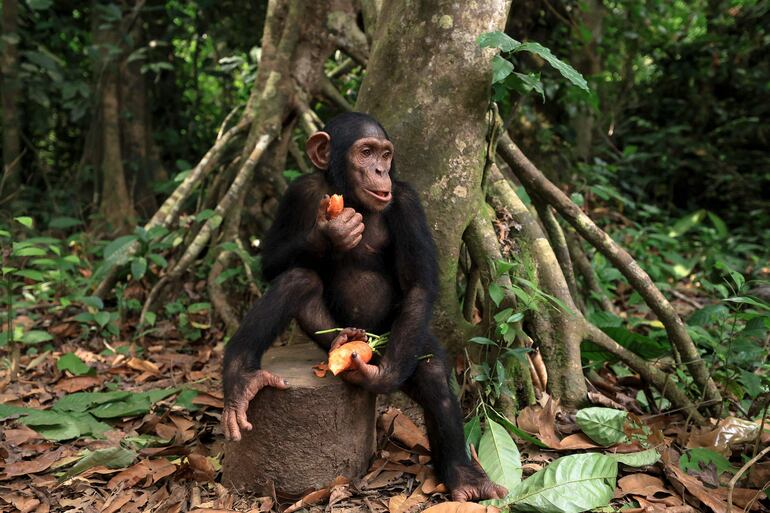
[93,116,252,298]
[497,133,721,414]
[139,133,274,324]
[565,231,615,312]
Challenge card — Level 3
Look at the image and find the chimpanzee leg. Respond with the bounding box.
[402,337,507,502]
[223,267,330,384]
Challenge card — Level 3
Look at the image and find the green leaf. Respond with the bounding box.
[49,216,83,229]
[174,389,199,411]
[15,216,34,228]
[489,282,504,306]
[13,246,46,257]
[27,0,53,10]
[576,408,628,446]
[130,257,147,280]
[188,302,211,314]
[57,353,93,376]
[486,409,548,448]
[93,311,111,328]
[464,415,482,452]
[62,447,137,479]
[15,269,45,281]
[478,31,522,52]
[680,448,738,476]
[505,453,617,512]
[609,449,660,467]
[668,209,706,237]
[512,42,589,92]
[101,234,139,265]
[90,394,152,418]
[20,330,54,345]
[706,212,728,238]
[19,410,82,441]
[54,391,133,413]
[492,55,514,83]
[469,336,497,346]
[478,418,522,492]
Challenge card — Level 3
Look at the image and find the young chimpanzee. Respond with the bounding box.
[222,112,507,502]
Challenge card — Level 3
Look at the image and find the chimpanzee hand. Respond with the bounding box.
[316,196,364,252]
[338,352,383,388]
[330,327,367,351]
[222,369,288,441]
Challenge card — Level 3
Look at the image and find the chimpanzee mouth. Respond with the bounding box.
[365,189,392,202]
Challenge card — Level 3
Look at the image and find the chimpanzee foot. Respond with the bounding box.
[448,464,508,502]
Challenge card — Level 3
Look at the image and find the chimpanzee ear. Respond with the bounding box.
[306,131,331,170]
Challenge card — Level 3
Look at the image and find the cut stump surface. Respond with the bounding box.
[222,342,376,497]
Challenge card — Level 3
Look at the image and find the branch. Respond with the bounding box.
[320,75,353,112]
[583,323,705,424]
[497,134,721,413]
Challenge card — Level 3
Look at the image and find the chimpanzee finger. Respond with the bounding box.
[344,234,363,251]
[330,333,348,352]
[340,327,366,341]
[350,352,379,380]
[335,207,356,223]
[224,409,241,441]
[263,370,289,389]
[236,405,253,433]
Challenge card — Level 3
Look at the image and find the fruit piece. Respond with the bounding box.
[328,340,372,375]
[326,194,344,219]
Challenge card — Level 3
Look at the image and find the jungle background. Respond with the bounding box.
[1,0,769,512]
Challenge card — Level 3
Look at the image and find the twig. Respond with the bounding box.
[727,445,770,513]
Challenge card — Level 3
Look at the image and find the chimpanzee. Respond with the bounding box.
[222,112,507,502]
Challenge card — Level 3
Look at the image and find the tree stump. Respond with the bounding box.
[222,341,377,497]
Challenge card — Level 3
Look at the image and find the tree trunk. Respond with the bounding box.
[356,0,512,350]
[0,0,21,202]
[94,4,136,233]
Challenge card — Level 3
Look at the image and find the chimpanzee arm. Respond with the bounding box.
[365,181,439,393]
[260,174,330,281]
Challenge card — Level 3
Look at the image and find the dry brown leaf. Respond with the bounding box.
[3,425,41,446]
[54,376,102,393]
[107,461,152,489]
[364,470,403,489]
[155,423,177,440]
[283,488,331,513]
[126,357,160,374]
[170,415,196,442]
[101,491,134,513]
[421,476,448,495]
[388,488,428,513]
[191,393,224,409]
[2,448,65,478]
[379,407,430,452]
[187,453,215,482]
[516,398,599,450]
[3,493,41,513]
[146,458,177,484]
[422,502,500,513]
[618,474,672,498]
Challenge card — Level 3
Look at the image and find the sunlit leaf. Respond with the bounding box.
[575,408,628,446]
[478,418,522,492]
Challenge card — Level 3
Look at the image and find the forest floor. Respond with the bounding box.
[1,289,769,513]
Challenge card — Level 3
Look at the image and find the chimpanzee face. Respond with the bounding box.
[346,136,394,212]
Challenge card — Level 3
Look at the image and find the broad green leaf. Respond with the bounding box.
[0,403,32,417]
[93,311,111,327]
[680,448,737,476]
[57,353,93,376]
[469,336,497,346]
[486,409,548,448]
[489,283,504,306]
[15,216,34,228]
[478,418,522,492]
[464,415,482,452]
[706,212,728,238]
[13,246,46,257]
[478,31,522,52]
[90,394,152,418]
[174,389,200,411]
[512,42,589,92]
[130,257,147,280]
[609,449,660,467]
[506,453,617,512]
[54,391,133,412]
[19,410,81,441]
[575,408,628,446]
[20,330,54,345]
[62,447,137,479]
[49,216,83,229]
[492,55,514,83]
[14,269,45,281]
[100,234,139,269]
[668,209,706,237]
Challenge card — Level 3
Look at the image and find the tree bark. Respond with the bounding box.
[356,0,512,351]
[0,0,21,202]
[94,5,136,233]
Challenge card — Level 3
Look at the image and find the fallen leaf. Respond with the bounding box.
[126,357,160,374]
[3,493,41,513]
[187,453,215,482]
[379,407,430,452]
[364,470,403,489]
[107,461,151,489]
[2,448,65,478]
[191,393,224,409]
[388,488,428,513]
[422,502,500,513]
[54,376,102,393]
[3,425,41,446]
[421,476,448,495]
[618,473,672,498]
[101,491,133,513]
[516,398,600,450]
[283,488,331,513]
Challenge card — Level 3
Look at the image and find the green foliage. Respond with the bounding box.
[575,407,628,446]
[477,417,522,492]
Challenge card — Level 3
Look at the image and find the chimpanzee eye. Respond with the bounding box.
[362,147,372,157]
[383,151,392,159]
